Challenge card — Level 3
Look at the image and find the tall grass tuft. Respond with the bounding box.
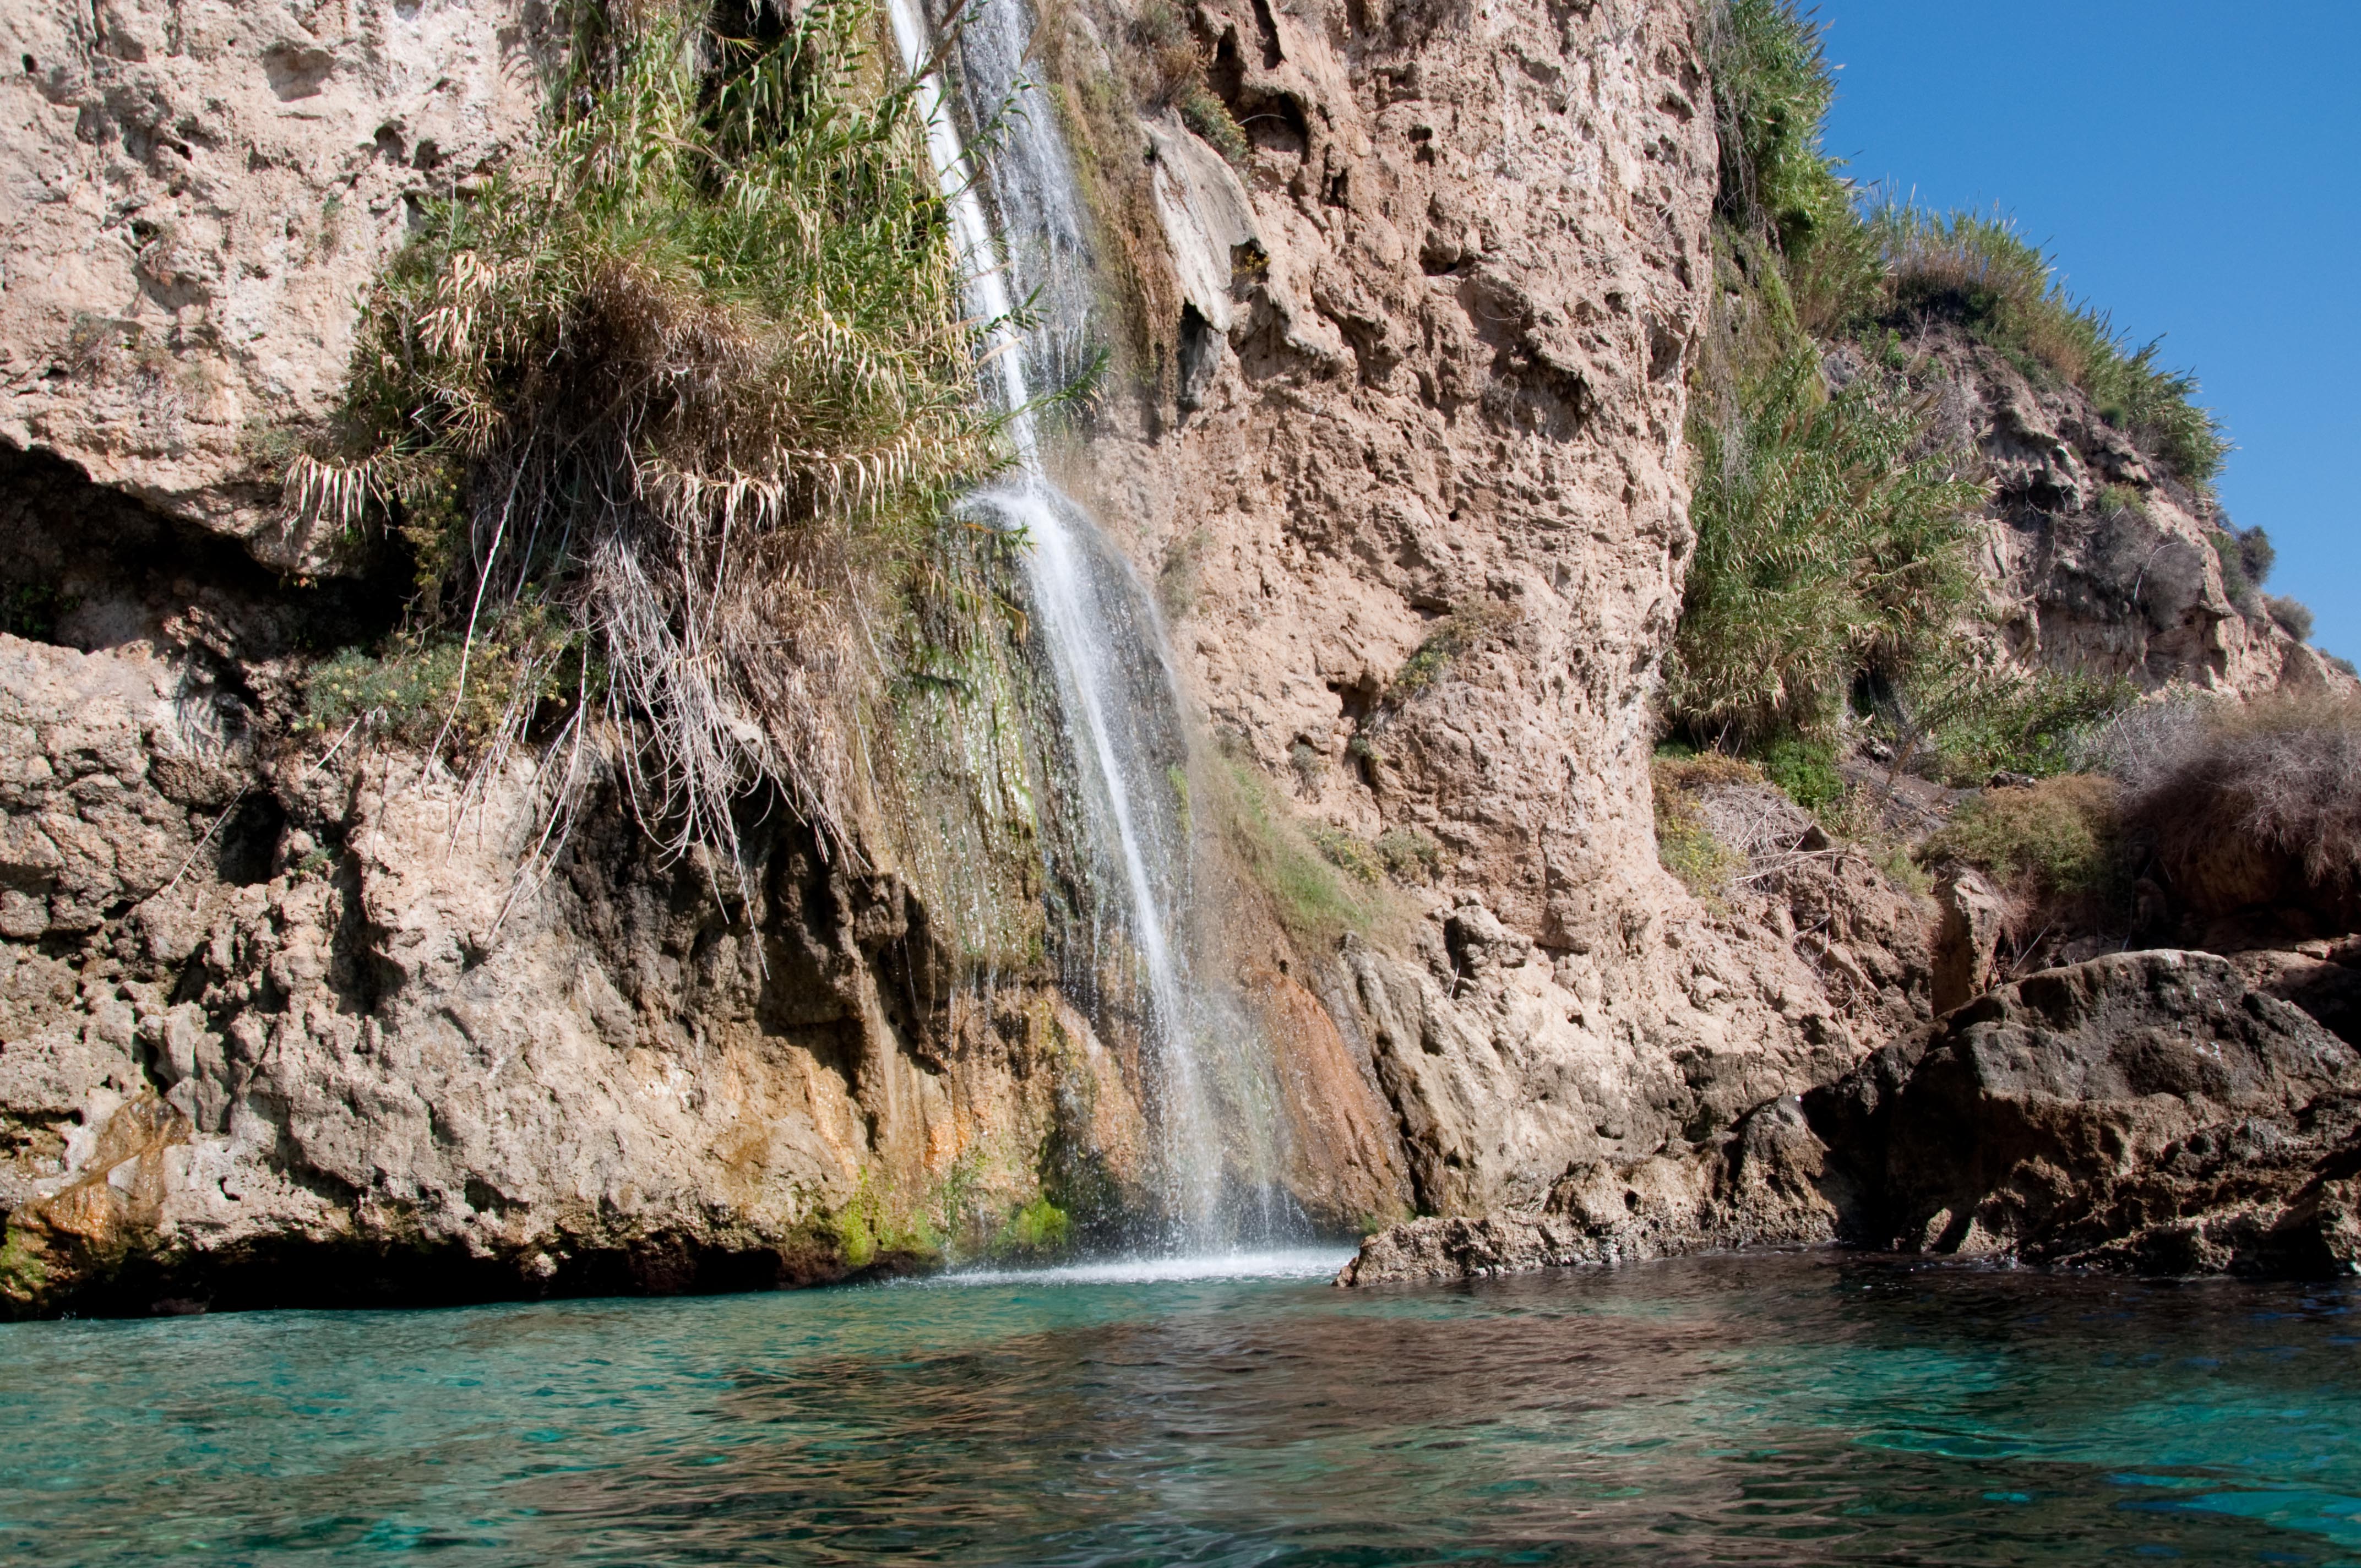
[297,0,1005,868]
[1669,351,1984,748]
[1865,206,2229,486]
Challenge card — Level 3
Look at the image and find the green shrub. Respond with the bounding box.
[2238,526,2277,588]
[2211,530,2264,613]
[1374,826,1443,881]
[1705,0,1851,256]
[1129,1,1249,167]
[1310,826,1383,884]
[1887,661,2134,782]
[1756,733,1846,813]
[1651,756,1744,900]
[1669,351,1983,746]
[303,609,576,753]
[301,0,1002,863]
[1921,774,2126,906]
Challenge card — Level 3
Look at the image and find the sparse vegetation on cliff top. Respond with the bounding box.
[1677,0,2273,806]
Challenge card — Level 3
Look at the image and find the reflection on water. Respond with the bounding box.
[7,1252,2361,1564]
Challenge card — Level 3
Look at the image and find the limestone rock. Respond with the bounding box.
[1823,950,2361,1273]
[1930,865,2009,1015]
[1881,334,2356,700]
[0,0,548,564]
[1336,1096,1839,1285]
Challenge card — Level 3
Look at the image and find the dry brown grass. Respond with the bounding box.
[2118,694,2361,919]
[301,0,999,871]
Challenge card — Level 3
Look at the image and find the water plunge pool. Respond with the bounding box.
[8,1251,2361,1563]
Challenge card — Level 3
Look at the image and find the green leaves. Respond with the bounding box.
[311,0,1013,864]
[1669,352,1982,747]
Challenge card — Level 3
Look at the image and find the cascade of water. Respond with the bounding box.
[884,0,1283,1248]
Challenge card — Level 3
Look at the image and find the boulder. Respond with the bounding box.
[1820,950,2361,1273]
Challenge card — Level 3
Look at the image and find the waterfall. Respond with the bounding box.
[884,0,1286,1249]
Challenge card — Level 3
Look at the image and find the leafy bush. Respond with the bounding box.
[2266,596,2315,644]
[1921,774,2126,908]
[303,612,576,752]
[1757,733,1845,813]
[2211,530,2263,613]
[1704,0,1848,254]
[1669,351,1982,746]
[1309,825,1383,884]
[298,0,1001,863]
[1884,661,2134,782]
[2238,526,2277,589]
[1705,2,2229,490]
[1656,797,1740,902]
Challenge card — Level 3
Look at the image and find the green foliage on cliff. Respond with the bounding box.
[1670,352,1983,748]
[297,0,1004,863]
[1682,0,2162,792]
[1707,1,2226,489]
[1865,208,2229,484]
[1922,774,2128,908]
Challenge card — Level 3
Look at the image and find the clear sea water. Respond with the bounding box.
[8,1248,2361,1565]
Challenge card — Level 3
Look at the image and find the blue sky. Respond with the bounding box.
[1812,1,2359,663]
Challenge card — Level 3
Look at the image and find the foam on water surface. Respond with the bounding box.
[915,1247,1358,1288]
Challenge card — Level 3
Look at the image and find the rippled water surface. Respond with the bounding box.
[9,1249,2361,1564]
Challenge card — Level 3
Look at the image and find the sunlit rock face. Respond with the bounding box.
[0,0,1946,1311]
[0,0,548,566]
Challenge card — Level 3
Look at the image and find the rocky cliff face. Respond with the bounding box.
[23,0,2306,1313]
[1038,0,1936,1221]
[2,0,547,564]
[1848,331,2351,700]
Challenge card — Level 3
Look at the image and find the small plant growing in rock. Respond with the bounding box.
[994,1197,1072,1260]
[1386,601,1514,706]
[1310,826,1383,884]
[1651,755,1744,902]
[1128,2,1250,168]
[1375,826,1442,881]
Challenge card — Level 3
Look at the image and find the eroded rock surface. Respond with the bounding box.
[0,625,1151,1312]
[1822,950,2361,1273]
[1346,951,2361,1284]
[0,0,548,561]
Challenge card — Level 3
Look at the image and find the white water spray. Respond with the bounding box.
[885,0,1279,1246]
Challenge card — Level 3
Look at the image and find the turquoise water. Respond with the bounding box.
[8,1250,2361,1565]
